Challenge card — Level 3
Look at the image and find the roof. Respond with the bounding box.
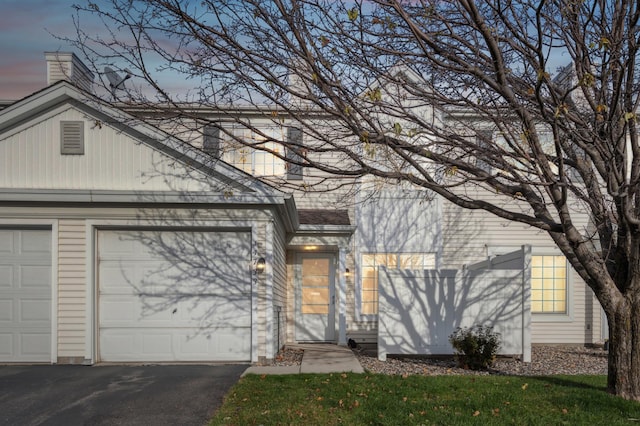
[298,209,350,226]
[0,81,285,195]
[0,80,300,232]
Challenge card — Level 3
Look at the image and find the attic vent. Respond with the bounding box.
[60,121,84,155]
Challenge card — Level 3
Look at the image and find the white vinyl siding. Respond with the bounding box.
[355,190,441,322]
[57,219,86,360]
[441,190,601,345]
[271,217,288,357]
[0,106,220,192]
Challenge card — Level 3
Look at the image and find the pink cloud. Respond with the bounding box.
[0,58,47,100]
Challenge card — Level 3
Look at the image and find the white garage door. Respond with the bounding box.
[0,229,52,362]
[98,229,252,362]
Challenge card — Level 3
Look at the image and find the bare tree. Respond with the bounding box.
[67,0,640,399]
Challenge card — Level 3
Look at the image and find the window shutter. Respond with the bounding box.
[203,125,221,158]
[60,121,84,155]
[476,129,493,171]
[286,127,303,180]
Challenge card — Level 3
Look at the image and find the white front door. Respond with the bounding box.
[97,229,252,362]
[295,253,335,342]
[0,229,51,362]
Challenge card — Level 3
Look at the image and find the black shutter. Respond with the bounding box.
[203,125,221,158]
[286,127,303,180]
[476,129,493,171]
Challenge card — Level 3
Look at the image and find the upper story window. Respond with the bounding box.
[211,124,304,180]
[222,125,286,177]
[479,127,557,175]
[201,122,304,179]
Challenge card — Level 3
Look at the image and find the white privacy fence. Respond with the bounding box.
[377,246,531,362]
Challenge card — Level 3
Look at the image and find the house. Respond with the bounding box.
[0,52,604,365]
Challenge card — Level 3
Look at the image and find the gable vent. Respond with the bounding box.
[60,121,84,155]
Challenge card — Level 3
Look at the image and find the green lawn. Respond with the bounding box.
[210,373,640,425]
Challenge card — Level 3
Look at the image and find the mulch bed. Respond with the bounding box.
[273,345,608,376]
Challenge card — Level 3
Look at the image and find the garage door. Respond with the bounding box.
[0,229,52,362]
[98,229,252,362]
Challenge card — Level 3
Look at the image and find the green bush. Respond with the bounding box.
[448,325,501,370]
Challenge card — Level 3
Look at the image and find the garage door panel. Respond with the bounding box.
[100,327,251,362]
[0,266,11,288]
[179,297,252,327]
[20,298,51,322]
[142,333,173,355]
[0,230,13,252]
[100,296,251,328]
[0,229,51,362]
[98,229,252,362]
[20,265,51,289]
[0,334,12,355]
[100,333,136,360]
[98,232,139,256]
[20,333,51,356]
[0,300,12,321]
[20,231,51,255]
[100,299,137,322]
[99,262,220,295]
[98,263,145,294]
[179,329,250,361]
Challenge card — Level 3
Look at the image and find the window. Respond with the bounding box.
[361,253,436,315]
[222,125,286,176]
[484,127,558,175]
[531,255,567,313]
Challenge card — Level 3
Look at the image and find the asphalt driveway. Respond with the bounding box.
[0,364,247,426]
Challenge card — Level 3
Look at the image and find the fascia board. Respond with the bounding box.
[0,189,289,205]
[296,224,356,235]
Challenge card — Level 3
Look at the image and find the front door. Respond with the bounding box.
[295,253,335,341]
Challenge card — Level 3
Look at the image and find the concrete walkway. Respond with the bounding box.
[242,344,364,376]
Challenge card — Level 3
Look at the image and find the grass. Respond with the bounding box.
[210,373,640,425]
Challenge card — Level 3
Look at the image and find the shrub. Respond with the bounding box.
[448,325,501,370]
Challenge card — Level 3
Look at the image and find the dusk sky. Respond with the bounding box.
[0,0,572,102]
[0,0,84,100]
[0,0,200,101]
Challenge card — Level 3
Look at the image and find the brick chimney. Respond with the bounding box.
[45,51,94,92]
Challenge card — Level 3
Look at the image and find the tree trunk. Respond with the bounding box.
[608,297,640,400]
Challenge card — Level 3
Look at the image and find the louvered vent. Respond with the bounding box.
[60,121,84,155]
